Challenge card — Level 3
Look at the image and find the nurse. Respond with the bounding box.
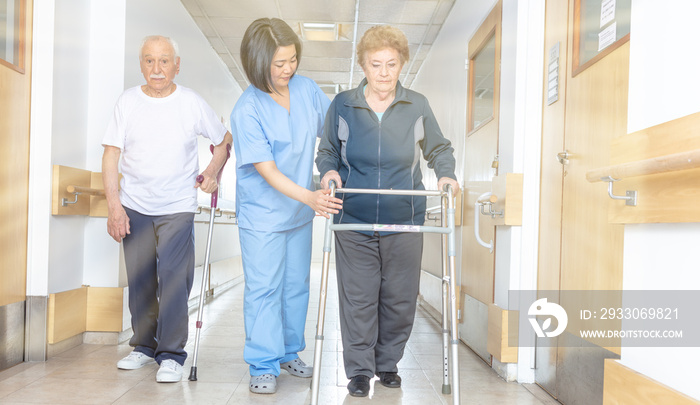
[230,18,342,395]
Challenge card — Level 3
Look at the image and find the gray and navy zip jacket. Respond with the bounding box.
[316,78,456,229]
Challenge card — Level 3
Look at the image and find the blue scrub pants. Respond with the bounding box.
[239,221,313,376]
[122,207,195,366]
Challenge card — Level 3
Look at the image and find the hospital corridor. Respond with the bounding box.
[1,0,700,404]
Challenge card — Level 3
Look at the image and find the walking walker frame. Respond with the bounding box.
[309,182,461,405]
[189,144,231,382]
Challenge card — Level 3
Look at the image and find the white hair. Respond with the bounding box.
[139,35,179,60]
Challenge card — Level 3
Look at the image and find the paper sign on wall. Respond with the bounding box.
[600,0,616,28]
[598,22,617,52]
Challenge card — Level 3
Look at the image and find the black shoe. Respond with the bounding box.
[347,375,370,397]
[376,371,402,388]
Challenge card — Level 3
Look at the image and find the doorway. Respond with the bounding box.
[536,0,630,403]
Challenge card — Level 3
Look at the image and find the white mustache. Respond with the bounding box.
[150,74,166,79]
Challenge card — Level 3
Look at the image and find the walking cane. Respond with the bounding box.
[188,143,231,382]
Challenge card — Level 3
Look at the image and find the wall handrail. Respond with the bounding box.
[474,192,495,253]
[196,205,237,222]
[62,185,105,206]
[586,149,700,183]
[66,185,105,196]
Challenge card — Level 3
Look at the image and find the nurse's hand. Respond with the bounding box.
[306,189,343,219]
[321,170,342,190]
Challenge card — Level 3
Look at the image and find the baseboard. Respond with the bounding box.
[603,359,700,404]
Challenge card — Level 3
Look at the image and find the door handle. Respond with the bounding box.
[556,150,570,165]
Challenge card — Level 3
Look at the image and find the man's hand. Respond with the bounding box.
[195,170,219,193]
[107,205,130,242]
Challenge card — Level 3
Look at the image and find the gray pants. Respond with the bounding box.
[122,207,195,366]
[334,230,423,379]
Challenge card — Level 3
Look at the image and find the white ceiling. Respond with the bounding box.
[180,0,456,94]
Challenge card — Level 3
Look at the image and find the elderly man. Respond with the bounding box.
[102,35,232,383]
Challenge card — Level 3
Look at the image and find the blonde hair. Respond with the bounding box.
[356,25,409,67]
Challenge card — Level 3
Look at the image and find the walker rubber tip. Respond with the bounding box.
[188,366,197,381]
[442,384,451,394]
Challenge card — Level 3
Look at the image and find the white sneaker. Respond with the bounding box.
[117,351,155,370]
[156,359,183,383]
[281,358,313,378]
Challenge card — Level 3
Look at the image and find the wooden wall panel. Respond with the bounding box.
[48,287,125,343]
[0,0,32,308]
[86,287,123,332]
[603,359,700,405]
[608,168,700,224]
[48,287,87,344]
[487,303,518,363]
[611,111,700,165]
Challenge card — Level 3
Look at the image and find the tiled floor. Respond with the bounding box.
[0,264,555,404]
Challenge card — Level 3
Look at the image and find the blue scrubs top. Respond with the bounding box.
[231,75,331,232]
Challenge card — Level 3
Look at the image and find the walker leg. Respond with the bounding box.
[309,250,331,405]
[446,190,460,405]
[310,188,336,405]
[440,196,451,395]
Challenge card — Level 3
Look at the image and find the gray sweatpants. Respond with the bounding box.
[122,207,195,366]
[334,230,423,379]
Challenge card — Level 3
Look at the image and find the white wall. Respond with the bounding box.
[26,0,56,297]
[621,0,700,399]
[47,0,92,293]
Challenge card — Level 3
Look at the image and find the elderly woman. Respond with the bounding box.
[230,18,342,394]
[316,25,459,397]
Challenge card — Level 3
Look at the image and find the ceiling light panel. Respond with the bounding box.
[299,22,353,41]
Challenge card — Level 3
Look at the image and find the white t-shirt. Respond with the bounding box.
[102,84,227,215]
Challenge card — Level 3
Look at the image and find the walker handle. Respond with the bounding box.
[196,143,232,209]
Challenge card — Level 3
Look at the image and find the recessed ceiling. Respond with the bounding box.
[180,0,456,95]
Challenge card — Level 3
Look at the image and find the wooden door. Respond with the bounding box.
[535,0,569,395]
[460,1,501,362]
[537,0,628,403]
[0,0,31,371]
